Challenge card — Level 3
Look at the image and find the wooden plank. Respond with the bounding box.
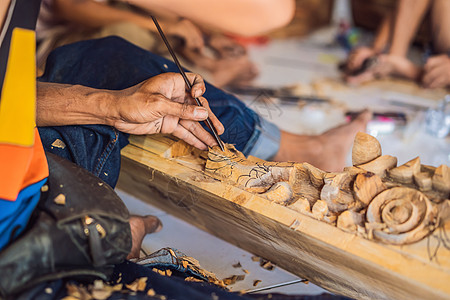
[118,135,450,300]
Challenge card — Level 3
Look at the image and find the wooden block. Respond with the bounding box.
[118,134,450,300]
[357,155,397,178]
[389,157,421,184]
[432,165,450,196]
[352,132,382,166]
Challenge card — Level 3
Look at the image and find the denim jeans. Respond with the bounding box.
[38,36,279,188]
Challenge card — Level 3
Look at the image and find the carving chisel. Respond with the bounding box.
[151,16,225,151]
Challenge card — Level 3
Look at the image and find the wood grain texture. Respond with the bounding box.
[118,135,450,300]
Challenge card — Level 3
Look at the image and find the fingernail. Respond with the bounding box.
[194,89,202,98]
[194,107,208,119]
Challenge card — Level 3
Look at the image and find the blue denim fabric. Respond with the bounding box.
[38,36,280,187]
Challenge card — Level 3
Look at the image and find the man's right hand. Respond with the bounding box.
[110,72,224,150]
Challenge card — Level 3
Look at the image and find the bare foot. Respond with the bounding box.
[345,46,377,73]
[273,110,372,172]
[127,215,162,259]
[346,55,421,85]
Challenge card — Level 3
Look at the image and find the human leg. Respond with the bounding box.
[430,0,450,54]
[127,215,162,259]
[125,0,295,37]
[273,110,372,172]
[346,0,431,85]
[389,0,431,57]
[419,0,450,88]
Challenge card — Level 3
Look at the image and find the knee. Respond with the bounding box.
[239,0,295,36]
[264,0,296,33]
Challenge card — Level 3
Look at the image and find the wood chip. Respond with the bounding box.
[126,277,147,291]
[232,262,242,268]
[45,287,52,294]
[51,139,66,149]
[147,288,156,296]
[54,194,66,205]
[222,275,245,285]
[253,280,261,287]
[185,277,203,283]
[41,185,49,192]
[242,269,250,274]
[251,256,260,262]
[260,259,275,271]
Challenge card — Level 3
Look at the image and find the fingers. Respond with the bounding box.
[180,119,218,147]
[184,73,224,135]
[424,54,448,72]
[189,96,224,135]
[171,122,209,150]
[157,96,209,121]
[422,55,450,88]
[422,65,443,87]
[185,73,206,98]
[159,113,218,150]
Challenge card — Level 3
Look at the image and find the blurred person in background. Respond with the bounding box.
[343,0,450,89]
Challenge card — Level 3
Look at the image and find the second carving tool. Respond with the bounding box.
[151,16,225,151]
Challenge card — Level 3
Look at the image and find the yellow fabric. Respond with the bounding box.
[0,28,36,147]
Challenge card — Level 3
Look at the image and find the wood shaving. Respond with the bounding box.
[232,262,242,268]
[185,276,203,283]
[251,256,260,262]
[152,268,168,276]
[65,283,91,299]
[222,275,245,285]
[147,288,156,296]
[54,194,66,205]
[260,260,275,271]
[242,269,250,274]
[253,280,261,287]
[125,277,147,291]
[41,185,49,192]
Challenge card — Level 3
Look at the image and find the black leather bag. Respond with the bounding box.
[0,153,132,298]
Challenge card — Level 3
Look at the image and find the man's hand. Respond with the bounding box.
[111,72,224,150]
[422,54,450,89]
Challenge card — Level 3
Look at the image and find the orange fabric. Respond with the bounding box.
[0,128,48,201]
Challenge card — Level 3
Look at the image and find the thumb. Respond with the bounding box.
[159,98,209,120]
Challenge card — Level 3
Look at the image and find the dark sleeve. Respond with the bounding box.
[0,0,42,94]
